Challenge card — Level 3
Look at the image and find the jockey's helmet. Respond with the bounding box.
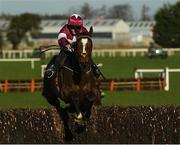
[68,14,83,28]
[68,14,83,35]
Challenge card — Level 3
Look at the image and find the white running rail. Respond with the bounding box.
[1,48,180,58]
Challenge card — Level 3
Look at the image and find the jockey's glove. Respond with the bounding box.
[71,42,77,48]
[61,47,74,52]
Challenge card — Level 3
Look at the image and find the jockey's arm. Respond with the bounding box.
[58,36,73,52]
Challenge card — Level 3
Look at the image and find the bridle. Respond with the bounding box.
[76,35,93,74]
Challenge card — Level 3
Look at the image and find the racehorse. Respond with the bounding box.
[42,26,100,139]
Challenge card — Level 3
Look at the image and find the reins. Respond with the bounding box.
[63,66,80,74]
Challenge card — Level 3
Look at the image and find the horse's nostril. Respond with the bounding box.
[81,53,86,57]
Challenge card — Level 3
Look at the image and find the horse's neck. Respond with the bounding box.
[81,62,91,71]
[64,53,80,71]
[80,65,93,82]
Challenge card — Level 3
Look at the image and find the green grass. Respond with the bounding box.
[0,90,179,108]
[0,54,180,80]
[0,61,42,80]
[102,90,180,106]
[0,92,50,108]
[0,54,180,107]
[94,54,180,79]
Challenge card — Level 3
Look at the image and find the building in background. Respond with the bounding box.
[0,19,155,47]
[0,19,8,42]
[33,19,130,45]
[127,21,155,46]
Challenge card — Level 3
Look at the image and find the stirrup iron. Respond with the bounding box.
[45,68,55,78]
[47,70,55,78]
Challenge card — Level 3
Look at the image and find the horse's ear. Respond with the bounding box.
[89,26,93,36]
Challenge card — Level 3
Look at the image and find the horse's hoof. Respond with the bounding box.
[74,113,83,125]
[77,112,83,119]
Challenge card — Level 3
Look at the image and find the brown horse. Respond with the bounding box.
[42,27,100,138]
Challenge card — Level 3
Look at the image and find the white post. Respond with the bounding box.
[134,71,138,79]
[164,67,169,91]
[31,60,34,69]
[41,65,47,78]
[41,66,44,78]
[20,51,22,58]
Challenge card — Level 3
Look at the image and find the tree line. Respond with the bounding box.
[153,2,180,48]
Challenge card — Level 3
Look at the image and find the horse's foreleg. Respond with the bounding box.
[81,95,96,119]
[69,93,81,116]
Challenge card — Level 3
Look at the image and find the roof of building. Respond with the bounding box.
[0,19,155,34]
[0,19,125,31]
[41,19,122,27]
[127,21,155,36]
[127,21,156,29]
[40,19,130,33]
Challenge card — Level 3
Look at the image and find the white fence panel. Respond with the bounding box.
[1,48,180,58]
[134,67,180,91]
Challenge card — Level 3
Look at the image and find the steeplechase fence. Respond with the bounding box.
[0,106,179,143]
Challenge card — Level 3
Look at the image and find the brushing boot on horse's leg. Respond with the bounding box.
[45,50,67,78]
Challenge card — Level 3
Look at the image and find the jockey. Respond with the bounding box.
[45,14,100,79]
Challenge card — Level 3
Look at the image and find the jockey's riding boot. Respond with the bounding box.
[45,50,67,78]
